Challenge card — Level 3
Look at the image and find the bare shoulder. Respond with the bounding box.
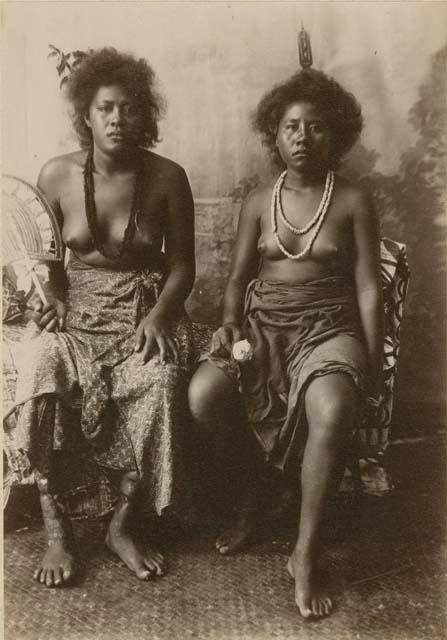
[335,175,375,220]
[143,150,187,181]
[240,182,273,220]
[37,151,86,198]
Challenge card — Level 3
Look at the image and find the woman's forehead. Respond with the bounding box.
[280,101,325,122]
[92,84,135,103]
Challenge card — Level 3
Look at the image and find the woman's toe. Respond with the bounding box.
[301,605,313,619]
[54,567,63,586]
[296,596,312,619]
[62,567,73,582]
[153,559,165,576]
[135,567,152,581]
[45,570,54,587]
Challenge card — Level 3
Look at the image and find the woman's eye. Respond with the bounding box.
[310,124,324,133]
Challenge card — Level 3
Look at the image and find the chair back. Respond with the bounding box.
[358,237,410,455]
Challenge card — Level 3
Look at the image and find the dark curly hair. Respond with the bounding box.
[253,69,363,168]
[65,47,165,148]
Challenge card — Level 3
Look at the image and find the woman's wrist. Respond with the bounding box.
[221,316,241,329]
[146,304,176,324]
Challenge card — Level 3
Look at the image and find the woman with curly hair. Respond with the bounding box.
[189,68,383,618]
[13,47,209,586]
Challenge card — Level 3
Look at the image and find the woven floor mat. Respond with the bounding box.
[5,439,447,640]
[4,520,446,640]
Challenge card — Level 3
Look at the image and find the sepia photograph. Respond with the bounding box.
[2,1,446,639]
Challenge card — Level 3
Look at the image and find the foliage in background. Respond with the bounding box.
[47,45,88,87]
[227,175,260,203]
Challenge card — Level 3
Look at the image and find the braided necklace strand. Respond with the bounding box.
[271,169,334,261]
[83,147,144,260]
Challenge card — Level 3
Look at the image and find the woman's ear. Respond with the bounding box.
[84,114,91,129]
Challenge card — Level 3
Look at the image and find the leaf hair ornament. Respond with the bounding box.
[2,174,64,303]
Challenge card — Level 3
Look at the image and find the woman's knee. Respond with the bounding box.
[305,377,358,441]
[120,471,140,498]
[188,363,236,425]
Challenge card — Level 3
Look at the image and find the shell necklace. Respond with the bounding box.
[271,169,334,260]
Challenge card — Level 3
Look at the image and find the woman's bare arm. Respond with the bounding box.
[209,189,261,354]
[135,165,195,363]
[32,159,68,330]
[150,165,195,319]
[352,186,384,394]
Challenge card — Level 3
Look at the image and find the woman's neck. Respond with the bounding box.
[92,145,139,177]
[283,166,328,191]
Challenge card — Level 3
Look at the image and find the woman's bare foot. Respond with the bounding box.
[106,500,166,580]
[34,485,78,587]
[287,548,333,619]
[34,538,77,587]
[216,506,255,555]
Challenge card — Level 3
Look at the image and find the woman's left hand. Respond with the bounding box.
[134,312,178,365]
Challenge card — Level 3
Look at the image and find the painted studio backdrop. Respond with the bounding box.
[3,2,446,424]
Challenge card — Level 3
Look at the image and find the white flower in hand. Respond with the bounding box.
[232,339,253,362]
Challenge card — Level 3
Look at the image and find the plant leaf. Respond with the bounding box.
[56,53,71,75]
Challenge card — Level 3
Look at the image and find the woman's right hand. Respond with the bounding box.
[30,299,66,332]
[210,323,243,355]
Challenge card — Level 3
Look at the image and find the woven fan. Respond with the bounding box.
[2,174,64,302]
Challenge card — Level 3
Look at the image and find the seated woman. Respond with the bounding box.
[188,67,383,618]
[12,48,206,587]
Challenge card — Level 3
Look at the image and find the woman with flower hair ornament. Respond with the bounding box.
[189,31,383,619]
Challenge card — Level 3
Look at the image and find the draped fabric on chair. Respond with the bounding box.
[341,238,410,496]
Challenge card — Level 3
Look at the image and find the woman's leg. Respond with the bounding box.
[188,362,262,554]
[34,471,77,587]
[30,395,78,587]
[105,355,193,580]
[106,470,165,580]
[288,373,359,619]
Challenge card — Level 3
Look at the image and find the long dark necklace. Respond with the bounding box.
[83,147,144,260]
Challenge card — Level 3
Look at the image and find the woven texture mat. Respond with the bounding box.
[4,439,447,640]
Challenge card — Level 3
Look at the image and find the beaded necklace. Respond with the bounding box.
[271,169,334,261]
[83,147,145,260]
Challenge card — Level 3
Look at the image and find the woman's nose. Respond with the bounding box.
[110,106,123,124]
[296,123,309,141]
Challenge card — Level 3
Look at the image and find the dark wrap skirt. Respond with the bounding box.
[206,276,367,472]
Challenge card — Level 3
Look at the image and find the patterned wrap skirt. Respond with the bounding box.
[11,253,211,516]
[204,276,368,473]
